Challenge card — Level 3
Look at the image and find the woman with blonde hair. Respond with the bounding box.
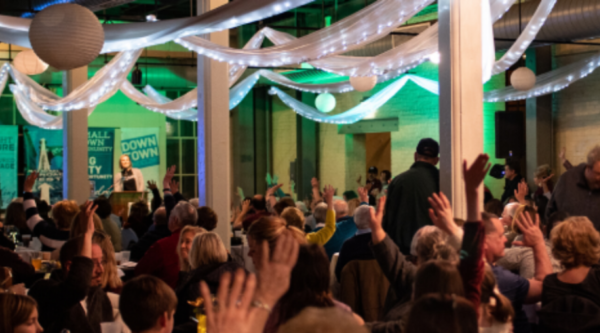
[176,225,207,273]
[247,216,307,267]
[0,293,43,333]
[91,231,122,293]
[539,216,600,331]
[174,232,243,329]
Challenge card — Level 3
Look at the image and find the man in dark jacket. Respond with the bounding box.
[501,159,524,204]
[28,203,115,333]
[130,207,170,262]
[546,145,600,229]
[382,138,440,254]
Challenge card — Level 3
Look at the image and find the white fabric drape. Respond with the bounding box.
[0,0,314,53]
[492,0,557,75]
[268,74,439,124]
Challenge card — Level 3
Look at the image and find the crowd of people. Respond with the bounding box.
[1,139,600,333]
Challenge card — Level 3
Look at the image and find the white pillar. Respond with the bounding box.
[197,0,231,249]
[438,0,483,219]
[62,66,90,204]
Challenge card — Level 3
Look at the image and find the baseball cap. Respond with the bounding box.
[368,166,378,174]
[416,138,439,158]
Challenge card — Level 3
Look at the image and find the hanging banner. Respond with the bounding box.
[23,126,63,204]
[0,126,18,209]
[88,128,115,196]
[119,128,160,193]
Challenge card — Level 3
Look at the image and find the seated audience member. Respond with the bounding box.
[175,226,206,274]
[263,244,362,333]
[196,206,217,231]
[497,205,561,279]
[5,201,28,236]
[93,197,122,252]
[127,201,150,240]
[130,207,170,262]
[233,195,270,231]
[273,198,296,217]
[174,232,243,329]
[547,145,600,228]
[23,173,78,251]
[119,276,177,333]
[277,307,368,333]
[314,186,369,258]
[29,202,118,333]
[135,201,198,289]
[70,207,104,238]
[539,216,600,332]
[479,265,515,333]
[188,198,199,208]
[335,205,375,281]
[246,217,307,269]
[483,210,552,333]
[0,246,35,285]
[485,199,504,217]
[280,206,335,246]
[405,294,478,333]
[92,231,123,294]
[0,293,43,333]
[533,164,553,199]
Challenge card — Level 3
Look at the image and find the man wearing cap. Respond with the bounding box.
[382,138,440,254]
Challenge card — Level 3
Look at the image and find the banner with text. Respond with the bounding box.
[24,126,63,204]
[0,126,18,209]
[88,128,115,196]
[120,128,160,193]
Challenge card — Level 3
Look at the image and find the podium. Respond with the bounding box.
[109,191,148,223]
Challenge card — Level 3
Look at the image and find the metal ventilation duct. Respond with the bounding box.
[493,0,600,42]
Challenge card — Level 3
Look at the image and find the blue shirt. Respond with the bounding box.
[492,265,531,333]
[314,215,358,259]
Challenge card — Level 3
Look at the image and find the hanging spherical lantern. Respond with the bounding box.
[510,67,536,91]
[350,76,377,92]
[12,49,49,75]
[29,3,105,71]
[315,93,336,113]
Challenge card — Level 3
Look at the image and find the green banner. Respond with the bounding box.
[0,126,18,209]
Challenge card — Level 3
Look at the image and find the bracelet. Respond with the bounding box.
[251,299,272,313]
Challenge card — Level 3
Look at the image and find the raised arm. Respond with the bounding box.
[162,165,177,220]
[310,178,322,211]
[23,172,44,232]
[147,180,162,212]
[514,180,529,206]
[305,185,337,245]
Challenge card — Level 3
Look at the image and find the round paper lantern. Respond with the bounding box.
[315,93,336,113]
[510,67,536,91]
[13,50,49,75]
[350,76,377,92]
[29,4,105,71]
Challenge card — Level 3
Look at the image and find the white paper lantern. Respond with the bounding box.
[29,4,105,71]
[350,76,377,92]
[510,67,536,91]
[13,50,49,75]
[315,93,336,113]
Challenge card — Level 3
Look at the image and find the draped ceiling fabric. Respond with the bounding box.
[0,0,315,52]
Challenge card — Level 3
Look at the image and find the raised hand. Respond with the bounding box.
[310,177,319,189]
[369,196,386,244]
[514,179,529,204]
[513,213,544,248]
[428,192,458,236]
[169,178,180,194]
[163,165,176,190]
[256,230,299,306]
[323,185,335,209]
[356,175,362,185]
[242,198,251,213]
[147,180,157,190]
[357,186,369,203]
[24,172,38,193]
[83,200,98,236]
[559,147,566,163]
[201,270,258,333]
[266,184,283,196]
[463,154,491,193]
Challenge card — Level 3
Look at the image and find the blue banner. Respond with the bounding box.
[120,133,159,168]
[23,126,63,204]
[88,128,115,196]
[0,126,18,209]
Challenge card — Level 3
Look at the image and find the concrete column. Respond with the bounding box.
[526,46,553,186]
[197,0,230,249]
[438,0,483,219]
[62,66,90,204]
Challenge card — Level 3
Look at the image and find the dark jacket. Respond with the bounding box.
[0,247,35,284]
[174,261,244,330]
[546,163,600,230]
[28,257,113,333]
[502,174,524,204]
[382,161,439,254]
[130,224,171,262]
[335,233,375,282]
[24,192,70,251]
[340,259,390,322]
[315,216,358,259]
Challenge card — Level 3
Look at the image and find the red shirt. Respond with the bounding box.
[134,228,181,289]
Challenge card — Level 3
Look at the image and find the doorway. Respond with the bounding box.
[365,132,391,175]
